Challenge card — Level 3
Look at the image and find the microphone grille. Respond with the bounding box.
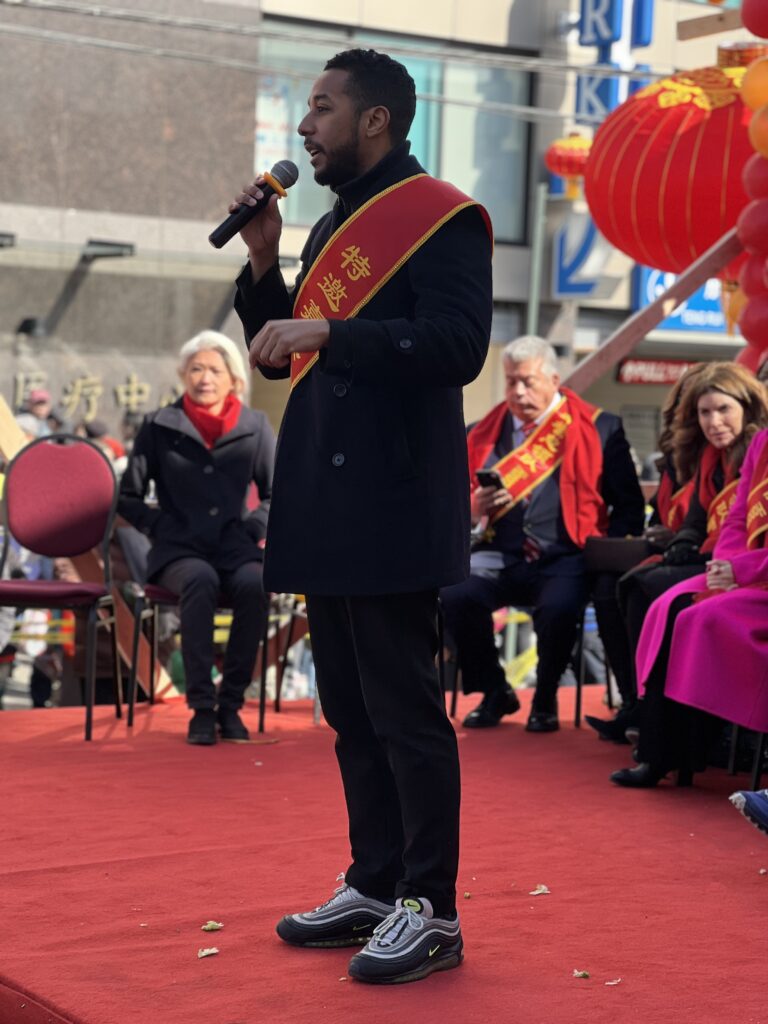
[270,160,299,189]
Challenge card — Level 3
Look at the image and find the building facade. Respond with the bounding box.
[0,0,754,452]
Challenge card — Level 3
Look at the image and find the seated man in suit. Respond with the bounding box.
[440,336,644,733]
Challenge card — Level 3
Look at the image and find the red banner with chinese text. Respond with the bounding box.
[747,443,768,550]
[290,173,491,390]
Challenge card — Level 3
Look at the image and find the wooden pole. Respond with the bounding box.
[677,8,742,40]
[564,228,743,394]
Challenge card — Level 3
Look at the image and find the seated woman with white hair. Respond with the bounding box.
[119,330,275,744]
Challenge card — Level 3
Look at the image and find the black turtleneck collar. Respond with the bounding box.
[332,141,418,216]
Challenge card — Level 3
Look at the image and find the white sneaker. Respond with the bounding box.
[348,896,463,984]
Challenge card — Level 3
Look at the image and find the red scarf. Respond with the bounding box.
[182,393,241,449]
[655,469,694,531]
[697,443,739,554]
[466,387,606,547]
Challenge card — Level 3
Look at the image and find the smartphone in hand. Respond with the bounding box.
[476,469,504,489]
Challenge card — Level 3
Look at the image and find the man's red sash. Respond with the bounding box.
[747,440,768,549]
[290,173,492,390]
[466,387,607,547]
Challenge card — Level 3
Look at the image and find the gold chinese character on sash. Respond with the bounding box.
[318,274,347,313]
[299,298,324,320]
[507,467,527,486]
[340,245,372,281]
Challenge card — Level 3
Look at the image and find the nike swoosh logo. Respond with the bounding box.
[428,945,441,957]
[352,925,369,931]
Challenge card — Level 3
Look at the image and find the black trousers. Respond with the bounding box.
[305,590,460,917]
[637,590,718,771]
[158,558,268,711]
[440,554,590,714]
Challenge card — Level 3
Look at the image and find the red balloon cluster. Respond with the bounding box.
[736,153,768,364]
[742,0,768,41]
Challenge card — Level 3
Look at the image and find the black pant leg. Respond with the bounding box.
[157,557,220,710]
[305,594,405,904]
[307,590,461,917]
[530,563,590,713]
[637,592,696,769]
[218,561,269,710]
[440,563,535,696]
[591,571,636,705]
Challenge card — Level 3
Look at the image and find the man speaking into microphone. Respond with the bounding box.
[230,48,493,985]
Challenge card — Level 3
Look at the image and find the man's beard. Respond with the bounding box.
[314,134,362,188]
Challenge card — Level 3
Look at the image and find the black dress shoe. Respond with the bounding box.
[187,708,217,745]
[462,684,521,728]
[584,715,631,744]
[525,711,559,733]
[610,763,667,788]
[217,708,250,741]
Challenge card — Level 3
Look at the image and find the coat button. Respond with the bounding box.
[331,453,345,467]
[203,465,214,474]
[399,338,413,350]
[343,359,352,369]
[209,506,219,516]
[333,383,348,398]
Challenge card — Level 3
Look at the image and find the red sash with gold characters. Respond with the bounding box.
[747,439,768,549]
[487,398,573,522]
[697,444,739,553]
[466,387,607,547]
[705,479,739,540]
[290,173,492,390]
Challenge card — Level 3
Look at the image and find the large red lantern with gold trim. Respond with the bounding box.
[584,63,754,273]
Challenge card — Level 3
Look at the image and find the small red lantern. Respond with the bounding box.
[739,292,768,350]
[737,198,768,253]
[740,253,768,295]
[584,61,756,273]
[743,152,768,198]
[544,133,592,200]
[742,0,768,41]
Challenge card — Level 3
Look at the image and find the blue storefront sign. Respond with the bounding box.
[631,265,731,334]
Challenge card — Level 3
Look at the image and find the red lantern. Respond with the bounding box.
[739,292,768,349]
[737,198,768,253]
[742,0,768,40]
[740,253,768,295]
[544,134,592,199]
[584,64,754,273]
[742,152,768,198]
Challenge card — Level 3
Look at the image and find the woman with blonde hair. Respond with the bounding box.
[119,330,275,745]
[611,361,768,786]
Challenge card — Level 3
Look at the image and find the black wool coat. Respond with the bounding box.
[235,143,494,596]
[117,399,275,582]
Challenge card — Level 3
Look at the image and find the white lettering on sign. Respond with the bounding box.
[580,0,621,45]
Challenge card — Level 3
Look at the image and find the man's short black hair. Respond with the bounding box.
[324,49,416,145]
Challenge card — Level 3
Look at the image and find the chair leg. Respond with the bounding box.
[84,606,99,741]
[149,605,159,705]
[728,723,740,776]
[751,732,767,791]
[574,618,585,728]
[258,612,269,734]
[108,606,123,720]
[127,595,144,728]
[276,598,299,713]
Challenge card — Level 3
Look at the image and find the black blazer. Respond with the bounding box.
[235,143,493,596]
[118,399,275,581]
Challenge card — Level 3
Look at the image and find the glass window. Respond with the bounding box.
[256,20,530,243]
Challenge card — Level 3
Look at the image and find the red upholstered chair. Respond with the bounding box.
[0,435,121,740]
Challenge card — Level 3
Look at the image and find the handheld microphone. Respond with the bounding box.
[208,160,299,249]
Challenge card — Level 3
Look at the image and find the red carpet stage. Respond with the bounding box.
[1,689,765,1024]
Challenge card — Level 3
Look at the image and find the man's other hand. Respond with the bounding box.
[249,319,331,370]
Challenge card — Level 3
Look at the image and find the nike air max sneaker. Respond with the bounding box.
[275,875,394,948]
[347,896,463,984]
[730,789,768,836]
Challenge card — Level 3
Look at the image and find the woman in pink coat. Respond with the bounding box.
[612,372,768,788]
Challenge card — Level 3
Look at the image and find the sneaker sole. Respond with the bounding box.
[730,792,768,836]
[349,948,464,985]
[276,917,382,948]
